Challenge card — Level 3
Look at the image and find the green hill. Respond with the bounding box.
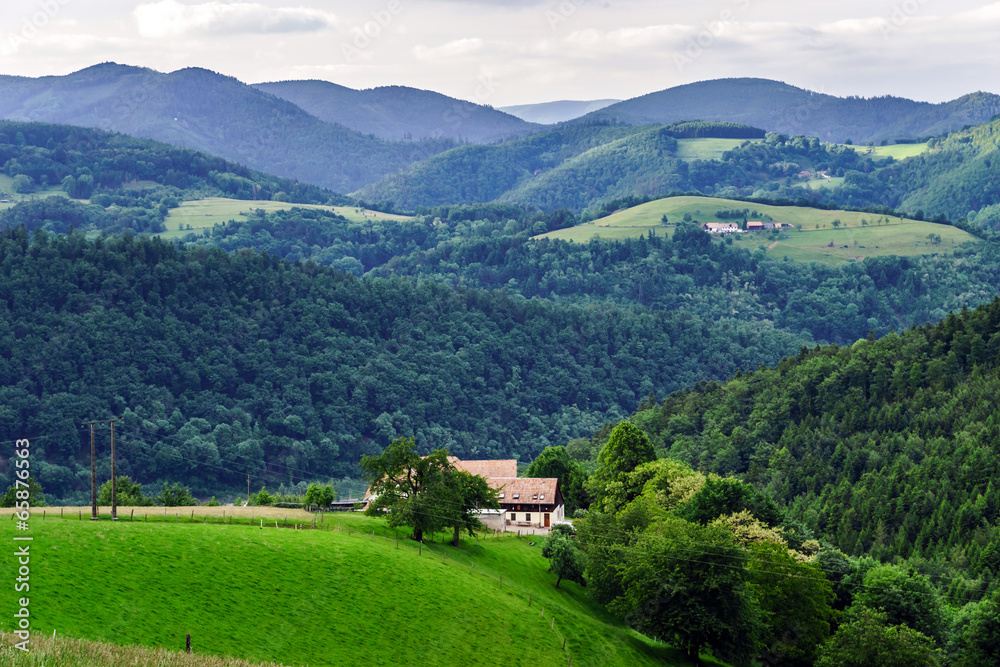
[254,80,538,143]
[357,122,769,211]
[0,512,712,667]
[0,64,455,193]
[580,78,1000,145]
[537,195,979,264]
[622,295,1000,575]
[0,230,812,501]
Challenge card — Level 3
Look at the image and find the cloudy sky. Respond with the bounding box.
[0,0,998,105]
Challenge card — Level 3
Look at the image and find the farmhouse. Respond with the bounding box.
[702,222,739,234]
[746,221,764,230]
[452,458,564,534]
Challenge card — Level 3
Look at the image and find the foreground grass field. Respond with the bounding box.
[537,195,977,264]
[0,632,287,667]
[160,198,412,239]
[1,511,721,667]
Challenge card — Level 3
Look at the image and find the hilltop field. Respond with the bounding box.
[160,198,412,239]
[0,509,722,667]
[536,195,977,264]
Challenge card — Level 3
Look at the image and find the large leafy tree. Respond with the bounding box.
[587,421,656,512]
[816,607,942,667]
[543,530,585,588]
[747,541,836,666]
[446,470,500,546]
[608,516,761,665]
[851,565,946,645]
[362,437,455,543]
[524,445,589,513]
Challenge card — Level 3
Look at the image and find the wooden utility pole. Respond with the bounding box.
[247,472,250,501]
[110,418,118,521]
[90,422,97,520]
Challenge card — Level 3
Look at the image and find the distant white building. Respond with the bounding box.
[702,222,740,234]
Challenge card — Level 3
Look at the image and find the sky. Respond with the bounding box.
[0,0,998,106]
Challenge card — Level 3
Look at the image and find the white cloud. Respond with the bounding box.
[413,38,484,61]
[133,1,336,39]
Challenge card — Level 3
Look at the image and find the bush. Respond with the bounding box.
[98,476,155,506]
[157,482,196,507]
[251,486,273,506]
[0,477,45,507]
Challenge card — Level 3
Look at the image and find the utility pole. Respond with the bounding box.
[110,418,118,521]
[247,472,250,502]
[90,422,97,520]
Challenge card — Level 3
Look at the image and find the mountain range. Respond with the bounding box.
[579,78,1000,145]
[3,64,1000,208]
[254,80,538,143]
[500,99,621,125]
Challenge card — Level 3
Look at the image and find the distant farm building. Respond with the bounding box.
[702,222,740,234]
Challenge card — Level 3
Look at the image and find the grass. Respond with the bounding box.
[536,195,978,265]
[0,174,71,212]
[0,632,288,667]
[1,510,721,667]
[837,142,930,160]
[160,198,412,239]
[674,138,760,161]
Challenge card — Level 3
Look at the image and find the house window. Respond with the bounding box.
[532,494,538,500]
[513,493,519,499]
[510,513,516,521]
[540,494,545,500]
[525,513,531,522]
[499,493,505,499]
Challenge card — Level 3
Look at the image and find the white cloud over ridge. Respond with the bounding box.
[133,1,336,39]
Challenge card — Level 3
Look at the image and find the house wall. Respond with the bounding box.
[504,504,564,530]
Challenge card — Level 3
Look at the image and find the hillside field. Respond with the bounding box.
[537,196,978,264]
[0,174,71,210]
[0,509,721,667]
[673,138,760,161]
[161,198,412,239]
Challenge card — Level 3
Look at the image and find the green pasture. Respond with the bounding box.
[536,195,978,264]
[805,176,845,190]
[0,174,70,210]
[837,142,930,160]
[674,138,759,161]
[161,198,411,239]
[0,512,716,667]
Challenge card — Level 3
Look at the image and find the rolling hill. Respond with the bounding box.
[2,510,711,666]
[578,78,1000,145]
[356,121,768,211]
[0,63,455,193]
[536,195,979,264]
[500,99,621,124]
[254,80,538,143]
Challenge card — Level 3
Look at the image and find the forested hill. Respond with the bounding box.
[627,296,1000,570]
[0,63,455,192]
[355,121,776,211]
[0,228,806,501]
[581,78,1000,145]
[254,80,539,143]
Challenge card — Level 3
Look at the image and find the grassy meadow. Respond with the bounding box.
[0,174,71,211]
[537,195,978,264]
[0,511,720,667]
[0,632,288,667]
[674,138,759,161]
[160,198,412,239]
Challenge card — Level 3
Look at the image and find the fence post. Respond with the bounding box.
[186,634,191,653]
[562,638,566,650]
[551,617,555,630]
[528,594,531,607]
[130,509,134,521]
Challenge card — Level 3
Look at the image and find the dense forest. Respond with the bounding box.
[604,297,1000,592]
[0,228,810,502]
[195,206,998,346]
